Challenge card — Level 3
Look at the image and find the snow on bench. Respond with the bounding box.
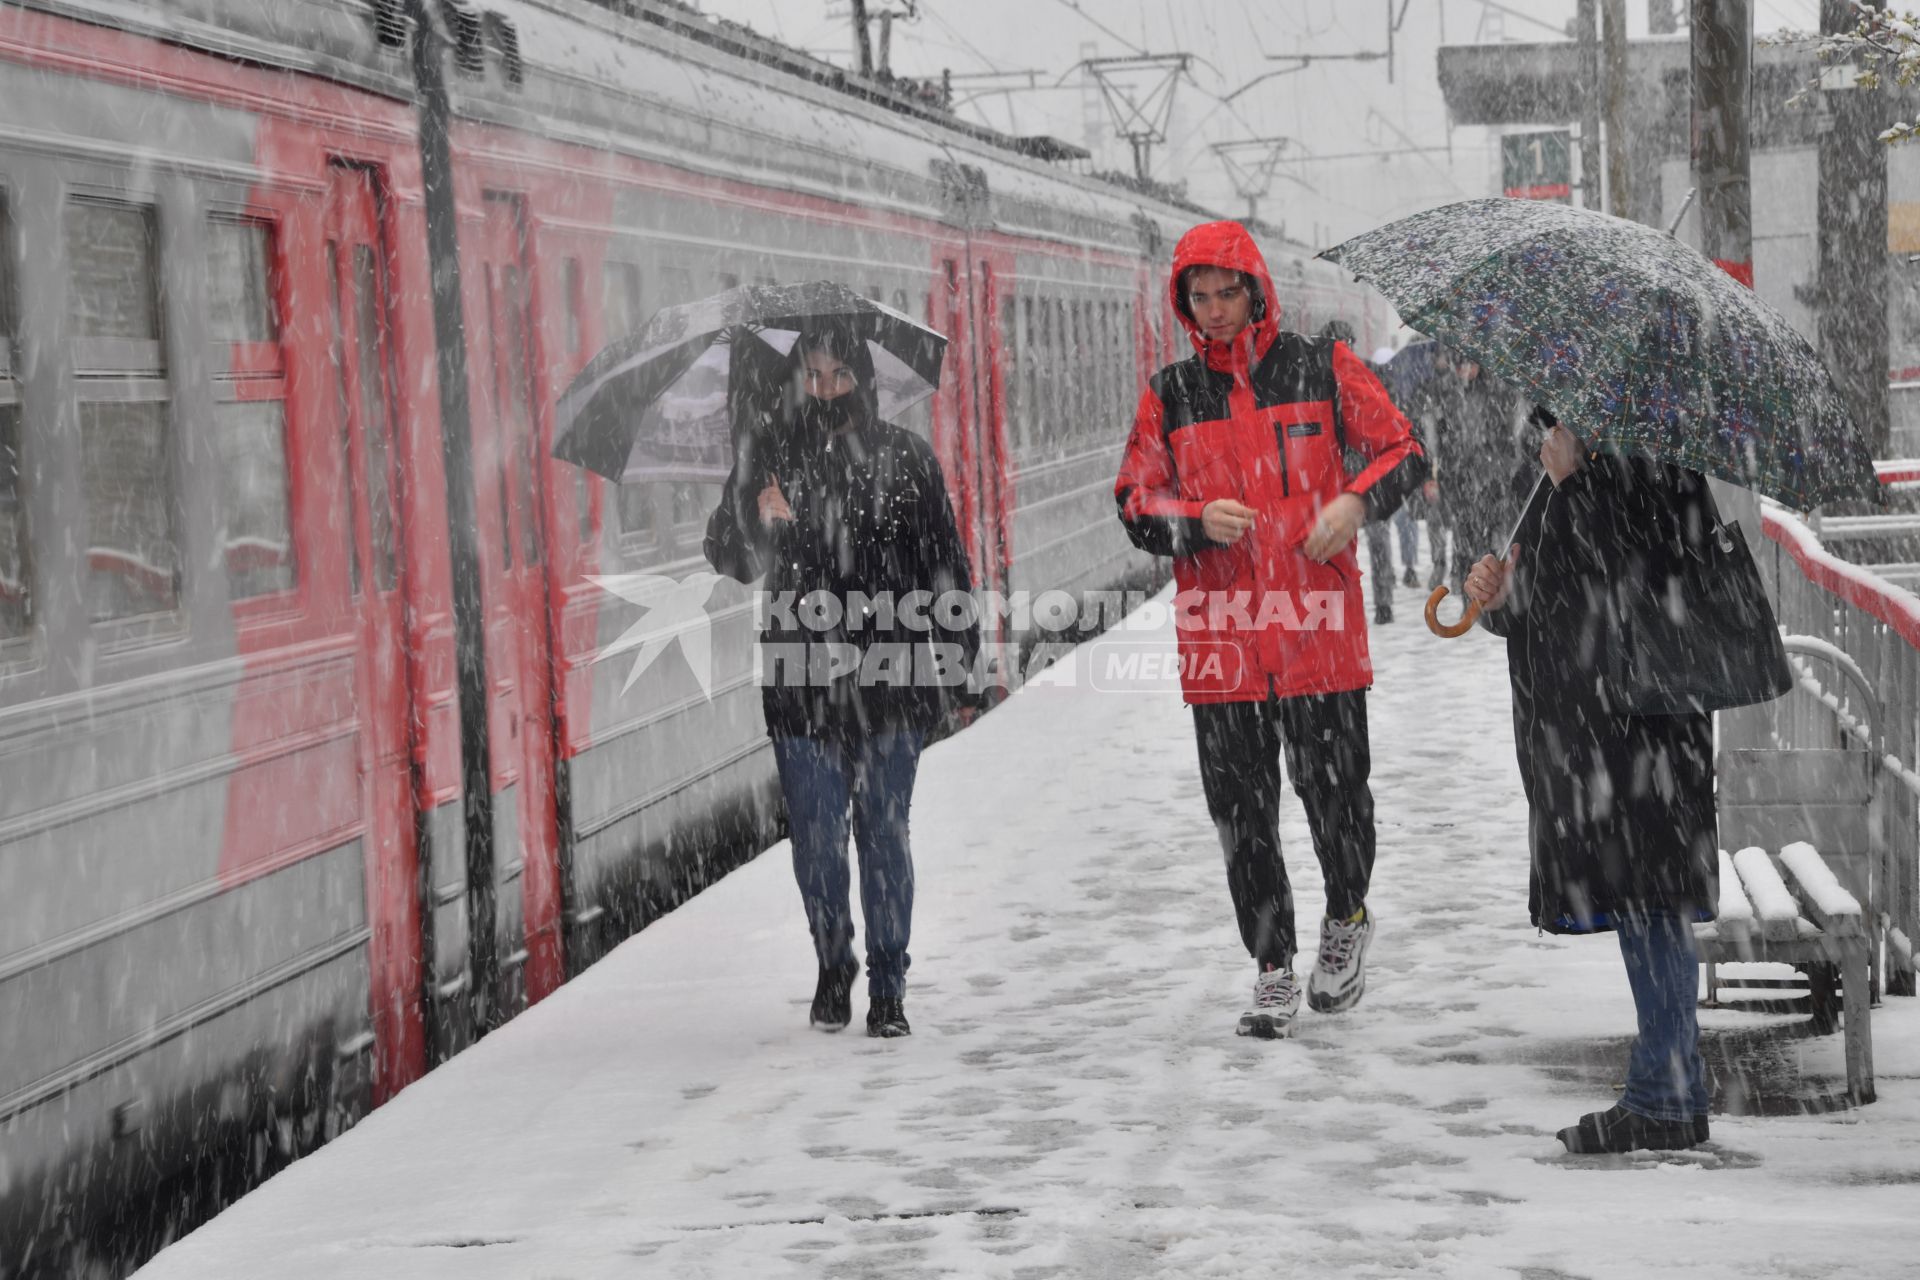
[1778,841,1865,935]
[1712,848,1756,945]
[1731,846,1804,943]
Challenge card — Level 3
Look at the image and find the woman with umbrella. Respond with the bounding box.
[704,320,979,1039]
[1465,410,1784,1152]
[1324,197,1880,1153]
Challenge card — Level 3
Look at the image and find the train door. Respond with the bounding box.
[470,193,564,1011]
[934,253,1013,625]
[321,165,428,1093]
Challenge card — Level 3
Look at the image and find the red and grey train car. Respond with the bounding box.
[0,0,1389,1270]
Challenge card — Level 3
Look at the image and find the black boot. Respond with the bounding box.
[1373,601,1393,625]
[1556,1104,1701,1154]
[866,996,910,1038]
[809,961,858,1031]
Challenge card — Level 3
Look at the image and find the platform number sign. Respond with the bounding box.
[1502,130,1572,203]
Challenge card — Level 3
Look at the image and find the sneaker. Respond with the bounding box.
[809,961,858,1031]
[1556,1104,1701,1154]
[866,996,910,1038]
[1307,906,1373,1013]
[1236,967,1303,1038]
[1402,567,1418,588]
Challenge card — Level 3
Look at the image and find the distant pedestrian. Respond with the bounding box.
[1115,222,1428,1038]
[1321,322,1397,624]
[1374,346,1424,592]
[1465,408,1791,1153]
[706,321,980,1039]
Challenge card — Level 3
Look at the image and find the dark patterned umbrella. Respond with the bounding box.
[553,281,946,482]
[1320,198,1882,511]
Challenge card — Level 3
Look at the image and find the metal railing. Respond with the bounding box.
[1745,504,1920,995]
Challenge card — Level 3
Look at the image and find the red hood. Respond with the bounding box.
[1169,220,1282,367]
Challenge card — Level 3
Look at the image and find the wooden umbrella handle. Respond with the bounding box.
[1424,585,1481,638]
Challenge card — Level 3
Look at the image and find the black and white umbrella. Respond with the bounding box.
[552,281,948,483]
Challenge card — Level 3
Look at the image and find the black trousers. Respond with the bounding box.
[1192,691,1376,970]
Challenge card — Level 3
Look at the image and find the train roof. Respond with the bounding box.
[18,0,1337,265]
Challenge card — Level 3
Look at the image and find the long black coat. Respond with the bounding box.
[1482,455,1731,934]
[705,416,979,743]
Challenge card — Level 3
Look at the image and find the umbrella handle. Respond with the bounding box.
[1424,585,1481,639]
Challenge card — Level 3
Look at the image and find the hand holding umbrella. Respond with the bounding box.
[758,473,794,524]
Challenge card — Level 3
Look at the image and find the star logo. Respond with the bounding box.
[587,572,727,700]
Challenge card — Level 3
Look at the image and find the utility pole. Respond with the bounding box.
[402,0,496,1040]
[1602,0,1630,218]
[850,0,873,76]
[1576,0,1603,210]
[1691,0,1754,287]
[1817,0,1891,460]
[1692,0,1769,780]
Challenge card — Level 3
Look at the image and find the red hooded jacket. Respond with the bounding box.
[1114,221,1427,703]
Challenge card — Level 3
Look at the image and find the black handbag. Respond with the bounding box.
[1603,490,1793,716]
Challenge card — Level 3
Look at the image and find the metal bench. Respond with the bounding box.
[1706,636,1890,1107]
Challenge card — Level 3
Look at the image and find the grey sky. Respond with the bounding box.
[686,1,1823,247]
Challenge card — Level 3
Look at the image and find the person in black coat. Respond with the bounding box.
[1466,408,1788,1154]
[706,322,979,1039]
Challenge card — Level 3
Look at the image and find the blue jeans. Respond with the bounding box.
[772,732,923,999]
[1615,912,1709,1122]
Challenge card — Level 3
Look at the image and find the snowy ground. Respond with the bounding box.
[140,569,1920,1280]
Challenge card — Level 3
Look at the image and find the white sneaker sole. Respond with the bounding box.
[1236,1011,1299,1039]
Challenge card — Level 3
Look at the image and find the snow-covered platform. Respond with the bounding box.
[140,579,1920,1279]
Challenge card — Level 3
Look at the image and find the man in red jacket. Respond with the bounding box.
[1115,221,1428,1038]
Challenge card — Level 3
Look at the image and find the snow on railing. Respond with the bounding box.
[1762,505,1920,650]
[1762,506,1920,802]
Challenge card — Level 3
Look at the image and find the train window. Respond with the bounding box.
[350,245,398,592]
[891,288,909,316]
[616,480,661,556]
[1000,295,1017,452]
[671,482,714,537]
[0,195,25,639]
[1066,300,1084,446]
[80,401,178,622]
[1015,297,1032,454]
[213,401,296,598]
[206,219,278,346]
[67,199,177,622]
[0,404,25,640]
[67,200,162,358]
[207,216,295,599]
[600,259,643,340]
[324,241,361,597]
[661,266,695,308]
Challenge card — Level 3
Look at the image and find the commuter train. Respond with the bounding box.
[0,0,1390,1271]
